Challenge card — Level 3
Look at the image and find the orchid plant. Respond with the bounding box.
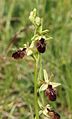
[12,8,61,119]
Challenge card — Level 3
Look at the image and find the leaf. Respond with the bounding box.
[39,84,48,92]
[43,69,49,83]
[49,82,61,88]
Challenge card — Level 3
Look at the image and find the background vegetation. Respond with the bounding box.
[0,0,72,118]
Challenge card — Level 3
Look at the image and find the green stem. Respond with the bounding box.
[39,54,44,105]
[36,0,39,14]
[34,59,39,119]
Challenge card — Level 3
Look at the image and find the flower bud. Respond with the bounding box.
[35,17,41,26]
[36,38,46,53]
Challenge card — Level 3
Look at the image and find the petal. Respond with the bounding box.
[26,48,33,56]
[39,84,48,92]
[46,104,51,110]
[43,69,49,83]
[49,82,61,88]
[43,108,50,118]
[30,41,34,48]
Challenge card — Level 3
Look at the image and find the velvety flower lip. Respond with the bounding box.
[47,108,60,119]
[45,85,56,101]
[12,48,26,59]
[54,111,60,119]
[36,38,46,53]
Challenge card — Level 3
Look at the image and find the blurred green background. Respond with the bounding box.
[0,0,72,118]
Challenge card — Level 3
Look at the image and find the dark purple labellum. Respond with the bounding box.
[54,111,60,119]
[12,48,26,59]
[36,38,46,53]
[45,85,56,101]
[47,109,60,119]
